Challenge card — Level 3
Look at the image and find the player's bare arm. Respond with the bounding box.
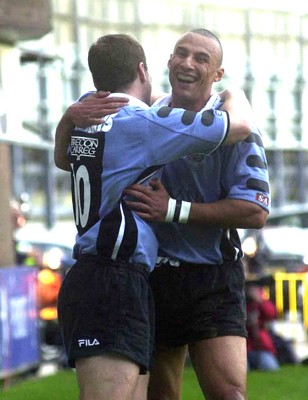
[124,179,268,229]
[220,88,255,145]
[65,91,129,127]
[54,112,74,171]
[187,198,268,229]
[54,92,129,171]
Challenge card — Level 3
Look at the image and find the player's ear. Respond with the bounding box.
[138,62,147,83]
[213,67,224,83]
[167,54,173,68]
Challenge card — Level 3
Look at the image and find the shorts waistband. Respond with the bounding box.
[78,254,150,275]
[156,256,180,267]
[156,256,216,269]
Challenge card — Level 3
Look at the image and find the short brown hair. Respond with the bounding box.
[88,33,148,92]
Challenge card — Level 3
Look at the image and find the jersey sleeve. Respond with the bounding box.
[133,106,229,163]
[220,128,270,212]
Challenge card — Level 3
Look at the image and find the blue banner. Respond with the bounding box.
[0,267,40,377]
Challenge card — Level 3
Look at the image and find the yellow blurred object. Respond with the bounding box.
[37,268,62,308]
[274,272,308,328]
[38,268,59,285]
[39,306,58,320]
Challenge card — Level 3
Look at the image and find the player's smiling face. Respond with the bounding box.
[168,32,224,111]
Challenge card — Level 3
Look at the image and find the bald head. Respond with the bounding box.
[174,28,223,68]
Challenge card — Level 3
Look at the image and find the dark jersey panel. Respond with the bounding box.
[68,130,105,237]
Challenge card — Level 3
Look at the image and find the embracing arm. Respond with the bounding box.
[124,179,268,229]
[219,88,256,145]
[188,198,268,229]
[54,113,74,171]
[54,92,129,171]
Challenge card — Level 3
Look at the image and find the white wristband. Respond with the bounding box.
[165,198,191,223]
[165,198,176,222]
[179,201,191,223]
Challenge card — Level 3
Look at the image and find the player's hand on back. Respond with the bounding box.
[124,179,170,222]
[67,91,129,127]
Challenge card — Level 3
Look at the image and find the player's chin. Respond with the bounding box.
[175,80,194,90]
[179,82,199,95]
[176,89,196,102]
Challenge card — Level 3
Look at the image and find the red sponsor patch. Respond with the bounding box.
[256,193,269,206]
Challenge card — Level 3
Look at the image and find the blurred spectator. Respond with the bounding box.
[246,284,280,371]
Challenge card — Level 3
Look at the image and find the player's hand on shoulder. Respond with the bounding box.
[218,87,246,103]
[219,87,254,123]
[219,87,256,143]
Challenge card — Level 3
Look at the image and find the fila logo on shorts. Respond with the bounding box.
[78,338,100,347]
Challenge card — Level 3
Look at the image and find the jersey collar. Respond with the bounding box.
[153,91,221,111]
[109,92,149,109]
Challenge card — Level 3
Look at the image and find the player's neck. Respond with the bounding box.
[170,94,211,112]
[123,80,151,106]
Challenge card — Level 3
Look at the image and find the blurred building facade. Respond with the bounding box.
[0,0,52,266]
[1,0,308,233]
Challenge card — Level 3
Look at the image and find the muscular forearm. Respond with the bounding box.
[124,181,269,229]
[54,112,73,171]
[188,199,268,229]
[220,88,255,145]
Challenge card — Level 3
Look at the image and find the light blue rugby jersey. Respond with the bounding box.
[153,93,271,265]
[68,93,230,271]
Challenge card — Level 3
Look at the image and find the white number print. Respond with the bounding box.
[71,164,91,228]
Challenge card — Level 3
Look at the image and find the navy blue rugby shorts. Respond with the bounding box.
[57,255,155,374]
[149,259,247,347]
